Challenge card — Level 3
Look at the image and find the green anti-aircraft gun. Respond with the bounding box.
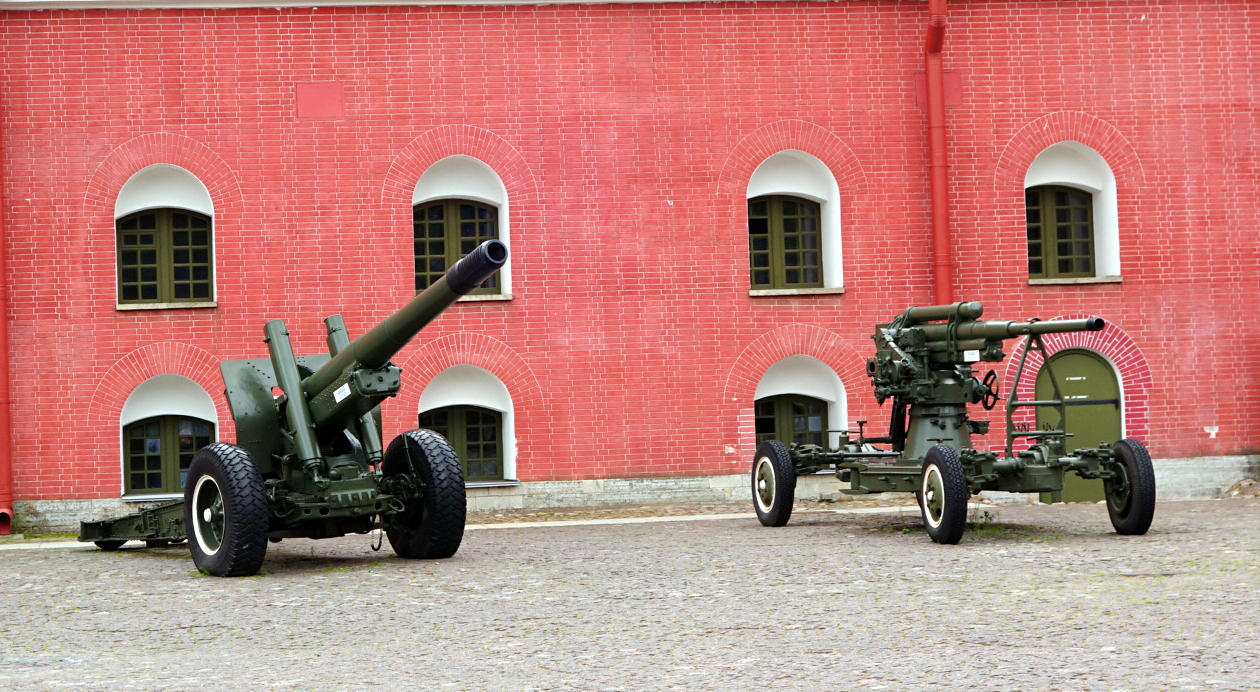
[80,240,508,576]
[751,301,1155,543]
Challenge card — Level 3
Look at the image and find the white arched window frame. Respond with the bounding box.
[754,355,848,450]
[1024,141,1120,280]
[417,365,517,484]
[746,150,843,294]
[118,374,219,499]
[114,164,217,307]
[413,156,512,298]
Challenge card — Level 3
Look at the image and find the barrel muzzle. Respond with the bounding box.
[446,239,509,295]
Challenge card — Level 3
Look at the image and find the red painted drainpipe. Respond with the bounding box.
[925,0,952,304]
[0,124,11,534]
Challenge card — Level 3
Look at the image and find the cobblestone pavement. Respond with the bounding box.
[1,498,1257,690]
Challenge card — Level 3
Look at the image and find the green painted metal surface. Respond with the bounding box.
[777,301,1130,497]
[80,240,508,568]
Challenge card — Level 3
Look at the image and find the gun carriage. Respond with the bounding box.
[80,240,509,575]
[751,301,1155,543]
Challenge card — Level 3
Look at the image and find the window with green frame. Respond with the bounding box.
[754,394,827,447]
[748,195,823,290]
[418,405,504,482]
[1025,185,1095,278]
[123,415,215,494]
[116,209,213,304]
[413,199,500,294]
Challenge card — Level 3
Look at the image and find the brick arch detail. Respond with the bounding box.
[993,111,1145,193]
[88,342,232,437]
[1000,315,1151,443]
[716,119,867,201]
[381,124,539,210]
[83,132,244,222]
[390,332,543,438]
[720,324,869,468]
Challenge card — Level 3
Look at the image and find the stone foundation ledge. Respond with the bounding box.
[12,455,1258,533]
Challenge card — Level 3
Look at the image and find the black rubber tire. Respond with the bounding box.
[183,443,270,577]
[382,429,466,559]
[1105,438,1156,535]
[94,540,126,551]
[751,440,796,527]
[919,445,968,544]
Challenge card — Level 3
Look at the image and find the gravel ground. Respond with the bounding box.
[0,498,1257,690]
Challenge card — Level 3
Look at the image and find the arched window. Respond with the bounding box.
[417,364,516,484]
[114,164,215,307]
[413,155,510,297]
[753,355,848,449]
[418,405,504,482]
[755,394,827,447]
[120,374,219,497]
[1024,142,1119,281]
[413,198,499,293]
[122,415,215,494]
[746,150,842,293]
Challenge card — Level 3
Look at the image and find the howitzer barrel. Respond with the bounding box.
[917,316,1104,342]
[301,239,508,399]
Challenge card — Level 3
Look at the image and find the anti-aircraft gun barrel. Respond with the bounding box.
[916,316,1104,342]
[902,301,984,324]
[301,239,508,402]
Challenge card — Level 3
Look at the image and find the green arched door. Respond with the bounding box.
[1035,350,1121,502]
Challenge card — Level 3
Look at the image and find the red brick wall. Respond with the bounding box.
[1,1,1256,500]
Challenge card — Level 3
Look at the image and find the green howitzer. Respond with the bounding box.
[751,300,1155,543]
[80,240,509,576]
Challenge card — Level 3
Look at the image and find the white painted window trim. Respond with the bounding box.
[754,355,848,451]
[417,364,517,483]
[114,164,218,309]
[1024,141,1121,281]
[117,374,219,499]
[413,155,512,298]
[746,149,843,292]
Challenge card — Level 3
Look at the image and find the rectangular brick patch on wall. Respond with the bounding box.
[295,82,343,121]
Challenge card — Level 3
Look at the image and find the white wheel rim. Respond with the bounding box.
[191,474,224,557]
[922,464,945,529]
[754,457,776,513]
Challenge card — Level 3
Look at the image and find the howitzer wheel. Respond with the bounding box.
[751,440,796,527]
[919,445,967,544]
[1105,439,1155,535]
[382,429,466,559]
[184,443,269,577]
